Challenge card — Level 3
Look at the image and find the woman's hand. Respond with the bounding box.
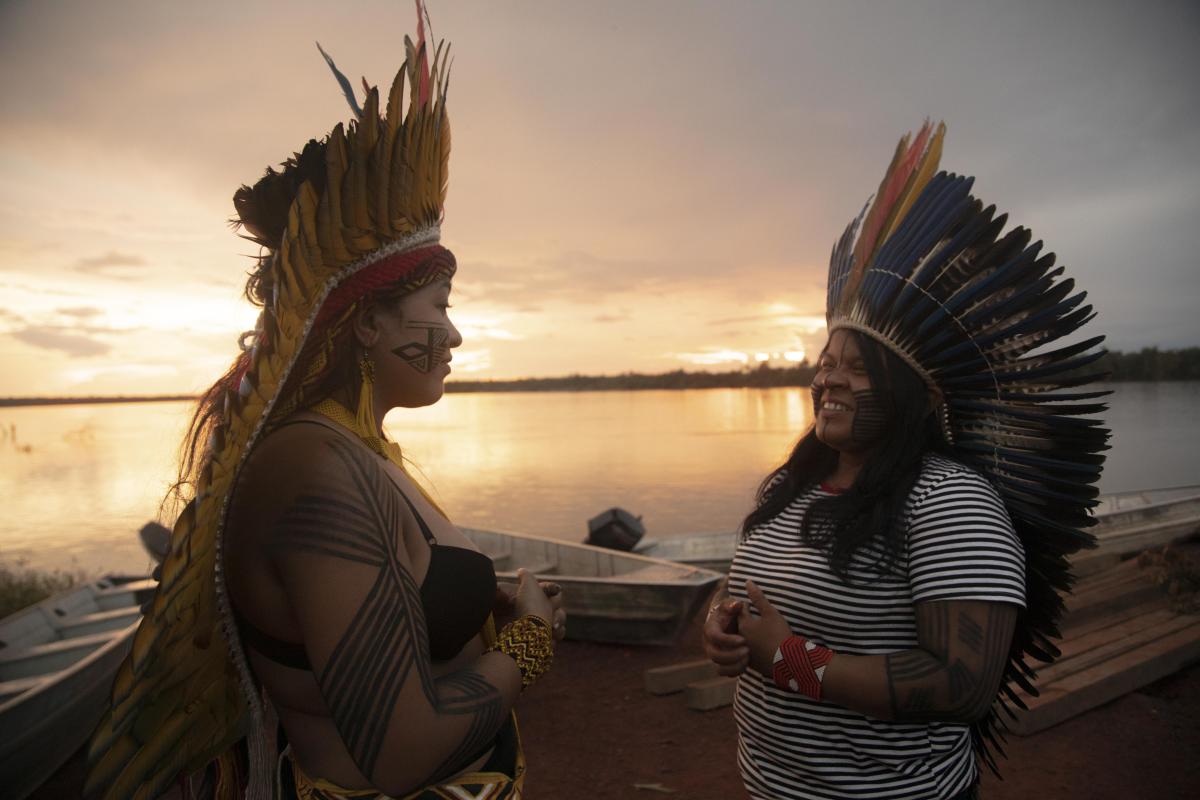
[540,581,568,641]
[493,584,517,622]
[702,580,749,676]
[513,568,555,632]
[738,580,793,675]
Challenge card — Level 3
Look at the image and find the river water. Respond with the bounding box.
[1,382,1197,575]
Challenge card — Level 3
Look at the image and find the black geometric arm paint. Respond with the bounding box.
[270,436,507,785]
[427,670,503,782]
[884,601,1015,723]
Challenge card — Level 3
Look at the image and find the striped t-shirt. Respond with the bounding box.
[729,455,1025,800]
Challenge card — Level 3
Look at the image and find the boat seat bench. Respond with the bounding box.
[57,607,140,637]
[93,579,158,610]
[494,561,558,576]
[0,673,50,704]
[0,630,120,681]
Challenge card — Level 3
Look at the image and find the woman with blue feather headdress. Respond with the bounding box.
[704,121,1108,800]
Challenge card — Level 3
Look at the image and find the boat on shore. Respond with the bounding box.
[635,484,1200,574]
[461,527,723,646]
[1087,485,1200,557]
[0,575,156,800]
[0,525,719,798]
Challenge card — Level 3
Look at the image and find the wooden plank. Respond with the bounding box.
[1069,552,1122,579]
[686,676,736,711]
[644,659,719,696]
[1030,610,1187,686]
[1061,571,1162,630]
[1065,555,1144,598]
[1013,617,1200,735]
[1062,595,1169,641]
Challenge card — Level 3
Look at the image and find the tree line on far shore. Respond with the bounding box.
[446,346,1200,394]
[1086,347,1200,382]
[3,348,1198,407]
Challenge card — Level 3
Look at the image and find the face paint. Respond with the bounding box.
[391,321,450,373]
[849,389,889,446]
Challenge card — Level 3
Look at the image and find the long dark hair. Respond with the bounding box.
[740,330,952,581]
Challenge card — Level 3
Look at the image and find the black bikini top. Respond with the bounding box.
[233,425,497,667]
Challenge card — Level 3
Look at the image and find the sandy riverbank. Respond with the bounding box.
[34,613,1200,799]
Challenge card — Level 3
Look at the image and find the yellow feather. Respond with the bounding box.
[359,88,379,153]
[86,731,140,797]
[324,126,354,263]
[389,119,414,233]
[341,124,376,252]
[372,128,394,236]
[278,237,309,309]
[106,664,230,800]
[386,57,407,136]
[296,182,323,273]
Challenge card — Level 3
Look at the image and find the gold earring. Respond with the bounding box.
[355,354,378,435]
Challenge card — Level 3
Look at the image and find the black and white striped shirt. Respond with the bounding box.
[729,455,1025,800]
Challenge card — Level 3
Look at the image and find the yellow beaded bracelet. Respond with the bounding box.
[491,615,554,689]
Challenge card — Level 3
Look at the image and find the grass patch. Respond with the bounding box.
[0,563,89,619]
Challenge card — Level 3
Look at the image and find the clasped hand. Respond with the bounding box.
[702,579,792,676]
[495,568,568,642]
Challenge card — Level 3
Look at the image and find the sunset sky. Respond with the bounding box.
[1,0,1197,396]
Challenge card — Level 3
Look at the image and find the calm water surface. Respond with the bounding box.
[2,383,1197,574]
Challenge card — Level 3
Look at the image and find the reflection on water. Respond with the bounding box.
[0,402,189,575]
[1,383,1198,574]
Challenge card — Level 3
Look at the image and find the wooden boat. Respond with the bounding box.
[0,575,156,800]
[1088,484,1200,558]
[634,530,738,573]
[635,484,1200,575]
[461,527,724,646]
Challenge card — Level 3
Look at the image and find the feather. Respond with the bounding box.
[316,41,363,117]
[415,0,431,106]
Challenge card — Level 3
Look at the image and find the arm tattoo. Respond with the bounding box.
[428,671,504,782]
[272,437,505,781]
[885,603,1012,722]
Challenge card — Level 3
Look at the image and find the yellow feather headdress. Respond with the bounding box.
[86,7,452,799]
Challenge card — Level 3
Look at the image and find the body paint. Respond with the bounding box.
[849,389,889,446]
[391,321,450,373]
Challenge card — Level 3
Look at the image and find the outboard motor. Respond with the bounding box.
[585,507,645,551]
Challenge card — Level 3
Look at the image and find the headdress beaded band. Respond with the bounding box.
[824,120,1110,772]
[86,4,454,798]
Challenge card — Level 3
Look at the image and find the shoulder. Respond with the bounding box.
[237,417,389,508]
[903,456,1026,604]
[251,418,367,475]
[907,454,1007,515]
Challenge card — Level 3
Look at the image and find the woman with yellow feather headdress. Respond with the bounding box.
[86,4,563,798]
[704,123,1108,799]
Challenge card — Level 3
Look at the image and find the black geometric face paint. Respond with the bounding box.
[391,322,450,373]
[850,389,889,445]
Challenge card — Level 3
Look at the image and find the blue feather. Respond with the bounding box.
[316,41,363,118]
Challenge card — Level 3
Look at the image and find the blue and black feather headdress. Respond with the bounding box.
[826,121,1110,772]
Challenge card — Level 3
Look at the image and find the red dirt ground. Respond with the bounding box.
[515,614,1200,800]
[36,615,1200,799]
